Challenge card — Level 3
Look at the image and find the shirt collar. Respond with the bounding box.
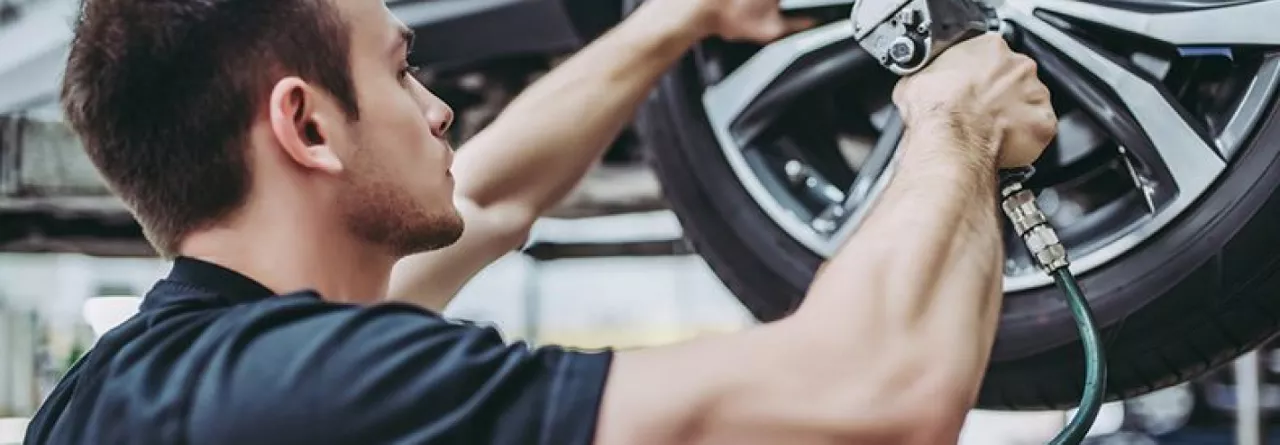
[141,256,283,310]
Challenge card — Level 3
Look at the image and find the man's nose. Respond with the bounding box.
[426,101,454,139]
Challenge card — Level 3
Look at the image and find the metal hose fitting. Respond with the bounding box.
[1000,182,1069,272]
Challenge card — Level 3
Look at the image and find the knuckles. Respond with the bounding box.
[910,34,1059,168]
[1017,55,1038,75]
[978,32,1009,50]
[1038,114,1060,141]
[1029,109,1059,149]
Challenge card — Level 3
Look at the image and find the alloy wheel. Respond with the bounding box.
[695,0,1280,292]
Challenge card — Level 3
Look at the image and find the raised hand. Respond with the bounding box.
[893,33,1057,168]
[661,0,817,44]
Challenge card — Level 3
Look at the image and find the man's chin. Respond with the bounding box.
[392,212,465,256]
[438,211,466,248]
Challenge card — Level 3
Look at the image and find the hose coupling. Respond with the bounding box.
[1000,182,1069,272]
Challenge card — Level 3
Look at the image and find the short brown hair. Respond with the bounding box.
[62,0,360,257]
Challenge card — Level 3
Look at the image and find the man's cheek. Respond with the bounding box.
[397,145,435,176]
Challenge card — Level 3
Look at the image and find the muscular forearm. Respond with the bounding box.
[794,120,1004,437]
[452,0,706,216]
[808,120,1002,350]
[599,33,1052,445]
[602,122,1006,445]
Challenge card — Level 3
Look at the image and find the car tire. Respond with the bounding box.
[636,48,1280,409]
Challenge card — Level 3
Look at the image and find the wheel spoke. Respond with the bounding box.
[822,138,902,255]
[1009,0,1280,46]
[702,20,874,257]
[777,110,902,256]
[703,20,858,147]
[847,111,902,204]
[1006,7,1227,211]
[1218,55,1280,158]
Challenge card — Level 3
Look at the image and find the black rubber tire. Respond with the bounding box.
[635,49,1280,409]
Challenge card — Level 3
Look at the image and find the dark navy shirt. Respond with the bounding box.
[24,257,613,445]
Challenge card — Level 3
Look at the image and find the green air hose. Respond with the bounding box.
[1000,176,1108,445]
[1046,268,1107,445]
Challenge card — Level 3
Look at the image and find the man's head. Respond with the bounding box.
[62,0,463,258]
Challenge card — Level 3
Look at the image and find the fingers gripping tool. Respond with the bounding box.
[848,1,1106,443]
[850,0,1062,273]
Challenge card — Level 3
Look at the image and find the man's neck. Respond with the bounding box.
[178,222,397,304]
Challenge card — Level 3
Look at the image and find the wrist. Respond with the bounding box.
[904,112,1000,166]
[899,117,999,187]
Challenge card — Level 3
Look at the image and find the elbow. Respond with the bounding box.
[484,202,538,251]
[816,349,975,444]
[837,378,971,444]
[490,217,535,253]
[456,194,539,252]
[886,380,971,445]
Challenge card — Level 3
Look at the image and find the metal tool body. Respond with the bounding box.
[851,0,1001,75]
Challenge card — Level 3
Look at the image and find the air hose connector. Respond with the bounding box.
[1000,182,1068,272]
[998,179,1105,445]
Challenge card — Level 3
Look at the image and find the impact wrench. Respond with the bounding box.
[849,0,1107,443]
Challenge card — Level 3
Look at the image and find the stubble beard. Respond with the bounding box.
[339,167,465,258]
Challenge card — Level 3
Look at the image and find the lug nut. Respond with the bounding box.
[784,160,807,184]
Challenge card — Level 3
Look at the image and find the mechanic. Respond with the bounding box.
[24,0,1056,443]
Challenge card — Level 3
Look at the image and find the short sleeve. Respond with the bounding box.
[186,298,613,445]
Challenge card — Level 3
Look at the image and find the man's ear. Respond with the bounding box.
[267,77,344,174]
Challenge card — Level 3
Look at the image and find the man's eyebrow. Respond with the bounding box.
[392,26,415,57]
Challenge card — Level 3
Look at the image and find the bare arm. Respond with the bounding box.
[388,0,716,310]
[596,123,1002,445]
[451,0,705,218]
[595,34,1054,445]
